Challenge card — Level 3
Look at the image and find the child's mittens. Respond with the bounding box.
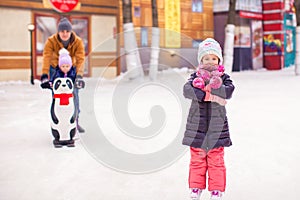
[196,69,211,82]
[209,65,224,89]
[218,65,225,73]
[211,65,225,77]
[192,77,205,89]
[209,76,222,89]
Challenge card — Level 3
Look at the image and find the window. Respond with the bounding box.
[71,17,89,54]
[192,0,203,13]
[36,15,58,54]
[141,27,148,47]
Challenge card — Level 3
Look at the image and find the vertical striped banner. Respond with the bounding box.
[165,0,181,48]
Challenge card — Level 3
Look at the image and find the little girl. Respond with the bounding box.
[51,48,77,83]
[182,38,235,200]
[41,48,76,89]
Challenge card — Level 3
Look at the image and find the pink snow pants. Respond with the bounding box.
[189,147,226,192]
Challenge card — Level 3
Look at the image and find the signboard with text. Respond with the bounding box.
[214,0,262,13]
[49,0,79,13]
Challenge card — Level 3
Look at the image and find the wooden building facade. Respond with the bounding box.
[0,0,119,81]
[0,0,214,81]
[118,0,214,47]
[117,0,214,72]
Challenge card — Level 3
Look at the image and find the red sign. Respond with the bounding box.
[239,11,263,20]
[49,0,79,13]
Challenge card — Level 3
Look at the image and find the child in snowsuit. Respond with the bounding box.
[182,38,235,200]
[41,48,81,89]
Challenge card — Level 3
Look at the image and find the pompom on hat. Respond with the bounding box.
[197,38,223,65]
[58,17,72,32]
[58,48,72,67]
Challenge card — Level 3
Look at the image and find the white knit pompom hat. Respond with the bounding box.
[197,38,223,65]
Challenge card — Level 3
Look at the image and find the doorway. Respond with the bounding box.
[34,13,90,78]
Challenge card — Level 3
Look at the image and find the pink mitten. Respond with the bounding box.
[211,65,225,77]
[196,69,211,82]
[218,65,225,73]
[209,76,222,89]
[192,77,205,89]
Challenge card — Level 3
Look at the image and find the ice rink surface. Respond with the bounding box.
[1,67,300,200]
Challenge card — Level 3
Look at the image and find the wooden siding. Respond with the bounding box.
[0,0,118,15]
[118,0,214,47]
[0,52,31,69]
[0,51,117,70]
[89,52,117,67]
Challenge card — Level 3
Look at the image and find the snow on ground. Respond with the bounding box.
[0,67,300,200]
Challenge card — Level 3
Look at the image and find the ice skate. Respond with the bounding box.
[190,188,202,200]
[66,139,75,147]
[210,190,222,200]
[53,139,63,148]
